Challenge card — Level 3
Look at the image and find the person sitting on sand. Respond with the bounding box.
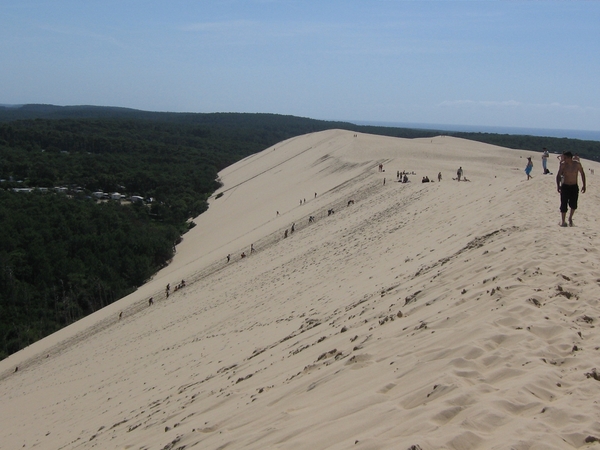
[556,151,586,227]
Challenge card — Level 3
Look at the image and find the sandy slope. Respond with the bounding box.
[1,129,600,450]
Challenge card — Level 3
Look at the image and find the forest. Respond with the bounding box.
[0,105,598,359]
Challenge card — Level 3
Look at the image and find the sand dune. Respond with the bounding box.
[1,129,599,449]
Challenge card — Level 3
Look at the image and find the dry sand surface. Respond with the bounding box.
[1,129,600,450]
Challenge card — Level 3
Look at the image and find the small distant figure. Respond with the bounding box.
[303,198,306,204]
[383,178,386,185]
[397,170,400,179]
[166,283,170,293]
[590,168,595,175]
[309,215,315,223]
[291,223,295,233]
[421,176,430,183]
[15,366,18,373]
[181,279,186,287]
[276,211,279,216]
[403,174,408,183]
[250,244,255,253]
[227,254,231,263]
[119,311,123,320]
[149,297,154,306]
[241,252,246,259]
[438,172,442,182]
[284,229,288,238]
[300,199,302,205]
[525,157,533,180]
[328,209,334,216]
[542,148,550,174]
[556,151,586,227]
[314,192,317,198]
[378,164,383,172]
[347,200,354,206]
[457,167,463,181]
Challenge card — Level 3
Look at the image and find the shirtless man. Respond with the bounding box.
[556,151,586,227]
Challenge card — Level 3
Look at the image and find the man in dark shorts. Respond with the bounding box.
[556,151,586,227]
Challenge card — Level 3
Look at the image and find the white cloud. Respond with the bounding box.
[438,100,597,112]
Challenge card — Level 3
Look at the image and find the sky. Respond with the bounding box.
[2,0,600,132]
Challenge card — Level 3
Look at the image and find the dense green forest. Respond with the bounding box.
[0,190,179,355]
[0,105,599,360]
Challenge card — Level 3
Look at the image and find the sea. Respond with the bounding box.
[352,121,600,142]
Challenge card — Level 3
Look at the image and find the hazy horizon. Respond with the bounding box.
[3,102,600,142]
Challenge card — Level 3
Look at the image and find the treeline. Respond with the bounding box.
[346,125,600,162]
[446,131,600,162]
[0,105,598,359]
[0,190,180,357]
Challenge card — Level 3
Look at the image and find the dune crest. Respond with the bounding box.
[1,129,599,449]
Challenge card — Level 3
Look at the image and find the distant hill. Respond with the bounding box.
[0,104,159,121]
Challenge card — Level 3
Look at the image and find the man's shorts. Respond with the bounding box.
[560,184,579,212]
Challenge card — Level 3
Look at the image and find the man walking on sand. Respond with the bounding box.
[556,151,586,227]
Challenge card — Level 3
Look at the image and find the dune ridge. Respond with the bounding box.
[1,129,599,449]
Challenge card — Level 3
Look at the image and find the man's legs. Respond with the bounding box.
[568,185,579,226]
[568,208,575,226]
[560,185,578,226]
[560,190,568,226]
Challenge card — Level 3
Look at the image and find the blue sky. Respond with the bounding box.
[2,0,600,131]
